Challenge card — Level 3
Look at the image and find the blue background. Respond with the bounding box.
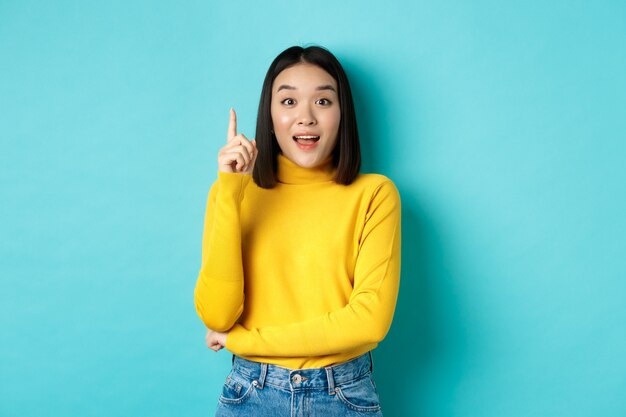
[1,1,625,416]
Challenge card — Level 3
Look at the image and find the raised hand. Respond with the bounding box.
[217,108,258,174]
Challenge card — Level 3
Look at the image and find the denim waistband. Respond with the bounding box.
[230,352,374,394]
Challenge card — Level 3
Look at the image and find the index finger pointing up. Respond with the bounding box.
[227,108,237,142]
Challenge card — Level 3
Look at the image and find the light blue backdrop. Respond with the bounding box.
[1,1,624,416]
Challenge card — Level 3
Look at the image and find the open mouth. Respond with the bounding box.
[293,135,320,145]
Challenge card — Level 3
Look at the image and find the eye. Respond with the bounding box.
[316,98,332,106]
[281,98,295,106]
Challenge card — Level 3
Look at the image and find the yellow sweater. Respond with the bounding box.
[194,153,401,369]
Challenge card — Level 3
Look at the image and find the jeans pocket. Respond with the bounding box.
[335,374,382,413]
[218,371,255,405]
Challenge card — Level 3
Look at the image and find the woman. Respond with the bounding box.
[194,45,401,416]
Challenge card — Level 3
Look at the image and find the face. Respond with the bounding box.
[271,63,341,168]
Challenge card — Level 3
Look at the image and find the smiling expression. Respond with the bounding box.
[271,63,341,169]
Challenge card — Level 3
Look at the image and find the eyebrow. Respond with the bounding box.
[275,84,337,93]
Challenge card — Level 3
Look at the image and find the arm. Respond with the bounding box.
[194,109,257,332]
[193,172,251,332]
[225,180,402,356]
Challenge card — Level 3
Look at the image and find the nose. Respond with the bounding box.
[297,104,317,126]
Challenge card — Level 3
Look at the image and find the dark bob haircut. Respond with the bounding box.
[252,46,361,189]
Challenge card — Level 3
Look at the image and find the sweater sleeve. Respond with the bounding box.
[193,171,251,332]
[225,180,401,356]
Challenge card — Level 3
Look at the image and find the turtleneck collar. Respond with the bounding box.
[276,153,336,185]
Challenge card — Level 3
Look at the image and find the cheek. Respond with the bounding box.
[270,107,291,132]
[326,109,341,136]
[274,114,292,130]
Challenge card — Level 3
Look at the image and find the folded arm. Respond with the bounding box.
[225,180,402,356]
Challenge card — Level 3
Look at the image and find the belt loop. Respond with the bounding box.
[257,362,268,389]
[325,366,336,395]
[369,350,374,373]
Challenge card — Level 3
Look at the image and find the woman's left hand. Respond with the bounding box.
[205,329,228,352]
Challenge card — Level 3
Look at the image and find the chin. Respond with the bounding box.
[290,154,325,168]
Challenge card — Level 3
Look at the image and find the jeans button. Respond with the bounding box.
[292,374,302,384]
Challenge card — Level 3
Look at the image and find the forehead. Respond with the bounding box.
[272,63,337,92]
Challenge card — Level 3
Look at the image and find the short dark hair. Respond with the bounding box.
[252,46,361,188]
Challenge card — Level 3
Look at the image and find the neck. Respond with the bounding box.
[276,153,336,185]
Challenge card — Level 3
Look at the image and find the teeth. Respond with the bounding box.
[294,135,319,139]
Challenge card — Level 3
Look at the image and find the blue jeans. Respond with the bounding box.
[215,352,383,416]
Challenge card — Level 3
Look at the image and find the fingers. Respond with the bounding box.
[225,109,253,156]
[220,108,258,173]
[219,144,251,172]
[248,140,258,172]
[218,134,258,173]
[218,150,247,172]
[227,135,255,159]
[206,330,225,352]
[227,108,237,142]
